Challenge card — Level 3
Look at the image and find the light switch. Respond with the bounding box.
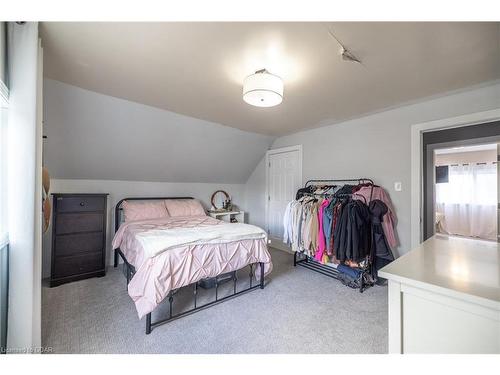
[394,182,402,192]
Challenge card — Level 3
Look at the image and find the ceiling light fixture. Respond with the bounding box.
[243,69,283,107]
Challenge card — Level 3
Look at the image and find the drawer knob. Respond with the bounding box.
[79,202,85,206]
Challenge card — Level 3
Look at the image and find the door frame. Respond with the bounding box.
[424,135,500,241]
[265,145,302,252]
[410,108,500,248]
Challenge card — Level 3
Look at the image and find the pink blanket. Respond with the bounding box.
[112,216,272,318]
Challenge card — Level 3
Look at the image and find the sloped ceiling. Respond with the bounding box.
[40,22,500,136]
[44,79,274,183]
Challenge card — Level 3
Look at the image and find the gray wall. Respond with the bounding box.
[244,157,267,229]
[44,79,275,184]
[245,82,500,256]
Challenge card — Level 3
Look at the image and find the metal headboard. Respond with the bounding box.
[114,197,194,232]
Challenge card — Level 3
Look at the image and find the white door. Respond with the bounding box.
[267,147,302,247]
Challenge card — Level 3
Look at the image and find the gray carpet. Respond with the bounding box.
[42,248,388,353]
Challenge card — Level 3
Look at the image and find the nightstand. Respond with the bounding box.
[208,210,245,223]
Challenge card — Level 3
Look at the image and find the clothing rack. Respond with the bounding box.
[304,178,375,201]
[293,178,376,293]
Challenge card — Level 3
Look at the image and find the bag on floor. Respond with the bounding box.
[337,264,363,289]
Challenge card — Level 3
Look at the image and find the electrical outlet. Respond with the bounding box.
[394,182,402,192]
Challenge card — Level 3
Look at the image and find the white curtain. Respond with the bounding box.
[436,162,497,240]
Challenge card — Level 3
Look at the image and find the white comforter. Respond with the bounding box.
[135,221,267,258]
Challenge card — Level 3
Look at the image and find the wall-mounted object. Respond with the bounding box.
[435,165,449,184]
[210,190,231,212]
[42,166,51,233]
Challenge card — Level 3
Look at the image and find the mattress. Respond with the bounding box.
[112,216,272,318]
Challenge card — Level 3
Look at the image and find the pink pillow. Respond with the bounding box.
[164,199,206,217]
[122,200,169,222]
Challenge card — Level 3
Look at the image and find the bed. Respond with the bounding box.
[112,197,272,334]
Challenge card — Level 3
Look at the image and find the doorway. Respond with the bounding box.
[433,143,498,241]
[266,145,302,250]
[422,120,500,241]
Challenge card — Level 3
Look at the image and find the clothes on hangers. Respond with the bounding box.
[285,182,398,273]
[352,185,398,248]
[368,199,395,280]
[295,186,315,200]
[283,199,306,252]
[301,198,320,255]
[333,199,371,262]
[314,199,330,262]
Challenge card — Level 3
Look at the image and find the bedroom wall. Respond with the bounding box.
[42,79,275,278]
[244,81,500,257]
[42,179,246,278]
[43,79,274,184]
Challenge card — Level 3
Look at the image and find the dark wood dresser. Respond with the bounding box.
[50,193,108,287]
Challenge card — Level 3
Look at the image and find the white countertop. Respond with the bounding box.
[379,235,500,309]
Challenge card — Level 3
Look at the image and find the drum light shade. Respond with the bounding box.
[243,69,283,107]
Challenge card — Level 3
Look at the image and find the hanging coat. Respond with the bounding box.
[369,199,394,262]
[334,199,370,262]
[369,199,395,278]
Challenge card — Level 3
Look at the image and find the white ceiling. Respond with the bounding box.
[40,22,500,136]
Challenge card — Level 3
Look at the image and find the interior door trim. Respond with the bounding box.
[265,144,303,250]
[410,109,500,248]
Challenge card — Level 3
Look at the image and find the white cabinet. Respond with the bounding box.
[380,235,500,354]
[208,210,245,223]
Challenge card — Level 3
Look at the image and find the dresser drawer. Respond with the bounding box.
[55,213,104,235]
[56,196,105,213]
[54,232,104,257]
[53,252,103,279]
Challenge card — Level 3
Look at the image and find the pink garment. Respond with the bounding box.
[314,199,330,263]
[112,216,272,319]
[353,186,398,248]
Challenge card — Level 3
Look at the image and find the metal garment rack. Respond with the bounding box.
[293,178,375,293]
[114,197,265,334]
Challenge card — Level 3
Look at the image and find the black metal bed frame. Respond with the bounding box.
[114,197,265,334]
[292,178,375,293]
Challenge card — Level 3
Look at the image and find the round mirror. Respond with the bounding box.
[211,190,231,211]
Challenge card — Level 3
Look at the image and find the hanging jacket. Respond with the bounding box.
[369,199,395,264]
[314,199,330,263]
[346,200,371,261]
[322,198,339,253]
[334,199,370,262]
[328,202,342,256]
[333,201,350,261]
[353,185,398,249]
